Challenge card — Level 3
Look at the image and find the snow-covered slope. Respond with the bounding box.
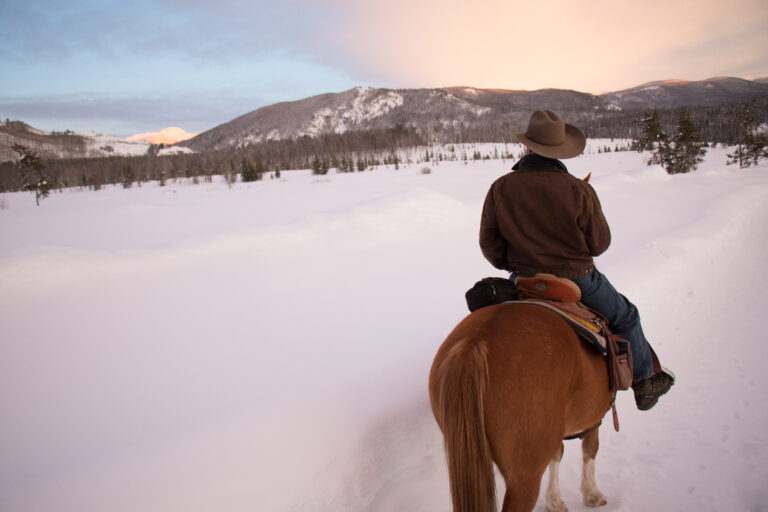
[127,127,198,145]
[0,121,154,162]
[1,146,766,511]
[181,86,607,151]
[77,131,152,157]
[180,77,768,152]
[0,122,199,163]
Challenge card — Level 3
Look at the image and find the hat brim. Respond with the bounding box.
[515,123,586,159]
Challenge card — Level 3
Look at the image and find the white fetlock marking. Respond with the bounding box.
[581,458,606,507]
[546,459,568,512]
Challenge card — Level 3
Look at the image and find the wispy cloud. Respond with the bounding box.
[301,0,768,92]
[1,0,766,134]
[0,0,337,64]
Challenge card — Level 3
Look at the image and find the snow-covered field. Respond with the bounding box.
[1,143,767,511]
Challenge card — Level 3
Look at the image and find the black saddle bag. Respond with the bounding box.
[465,277,519,312]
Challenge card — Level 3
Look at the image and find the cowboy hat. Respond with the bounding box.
[515,110,586,159]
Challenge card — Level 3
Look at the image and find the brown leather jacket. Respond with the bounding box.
[480,154,611,279]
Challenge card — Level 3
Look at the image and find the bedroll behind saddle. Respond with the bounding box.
[465,274,582,310]
[465,275,634,392]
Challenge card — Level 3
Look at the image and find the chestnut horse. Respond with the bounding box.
[429,301,613,512]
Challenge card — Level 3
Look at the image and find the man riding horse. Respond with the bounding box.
[479,110,674,410]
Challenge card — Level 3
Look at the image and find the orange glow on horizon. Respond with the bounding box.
[316,0,768,93]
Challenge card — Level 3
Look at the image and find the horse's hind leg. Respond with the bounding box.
[501,471,546,512]
[580,428,607,507]
[545,442,568,512]
[496,439,556,512]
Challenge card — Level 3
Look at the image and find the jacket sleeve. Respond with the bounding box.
[479,185,512,270]
[580,183,611,256]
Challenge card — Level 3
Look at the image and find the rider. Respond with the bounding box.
[479,109,674,410]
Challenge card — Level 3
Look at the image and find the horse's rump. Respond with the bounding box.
[430,302,613,512]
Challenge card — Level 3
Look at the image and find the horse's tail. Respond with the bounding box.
[432,337,496,512]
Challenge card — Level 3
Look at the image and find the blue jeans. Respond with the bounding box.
[571,269,654,383]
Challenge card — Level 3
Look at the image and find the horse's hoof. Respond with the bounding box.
[583,490,607,508]
[545,501,568,512]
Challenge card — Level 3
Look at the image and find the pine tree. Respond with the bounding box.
[312,155,328,175]
[121,164,135,188]
[12,143,52,205]
[635,109,672,169]
[665,107,707,174]
[635,109,668,151]
[241,157,261,182]
[253,158,265,180]
[746,133,768,166]
[727,104,768,168]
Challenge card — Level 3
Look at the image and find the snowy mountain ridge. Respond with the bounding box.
[0,123,194,163]
[2,76,767,161]
[181,76,768,152]
[181,86,608,151]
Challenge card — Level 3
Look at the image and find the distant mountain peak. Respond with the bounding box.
[657,78,689,86]
[127,127,198,145]
[599,76,768,109]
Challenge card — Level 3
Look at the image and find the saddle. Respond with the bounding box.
[465,275,633,392]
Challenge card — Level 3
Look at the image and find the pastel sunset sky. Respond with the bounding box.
[2,0,767,136]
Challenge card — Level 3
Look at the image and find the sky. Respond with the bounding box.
[1,0,767,137]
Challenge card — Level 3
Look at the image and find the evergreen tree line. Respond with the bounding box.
[1,100,766,194]
[615,98,768,144]
[635,105,767,174]
[0,125,429,192]
[634,107,708,174]
[444,98,768,144]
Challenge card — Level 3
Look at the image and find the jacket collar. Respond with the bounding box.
[512,153,569,173]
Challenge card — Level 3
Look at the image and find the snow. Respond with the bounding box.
[77,131,152,157]
[443,90,492,116]
[157,145,195,156]
[127,127,198,145]
[304,89,405,136]
[348,89,405,123]
[1,145,767,512]
[79,131,196,157]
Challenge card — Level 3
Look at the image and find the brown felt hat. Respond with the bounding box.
[515,110,586,159]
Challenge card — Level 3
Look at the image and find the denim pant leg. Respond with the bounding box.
[572,269,654,382]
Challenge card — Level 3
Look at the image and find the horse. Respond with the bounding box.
[429,301,614,512]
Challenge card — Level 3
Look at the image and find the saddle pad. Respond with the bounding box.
[512,300,607,354]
